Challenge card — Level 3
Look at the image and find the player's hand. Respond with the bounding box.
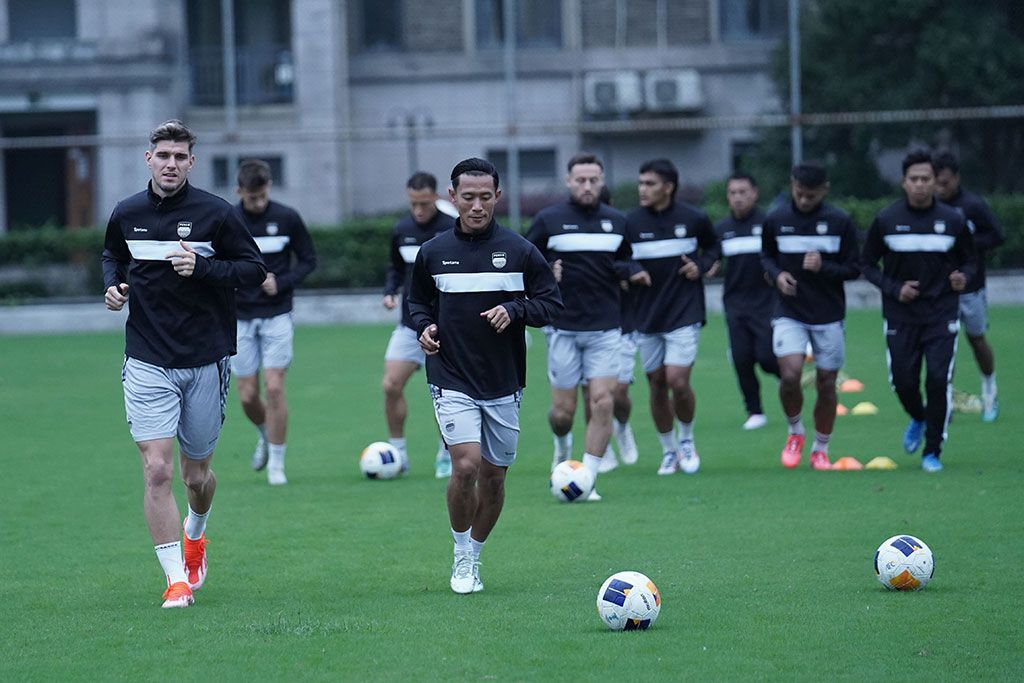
[382,294,398,310]
[678,255,700,280]
[705,260,721,278]
[105,283,129,311]
[419,324,441,355]
[803,251,822,272]
[899,280,920,303]
[552,259,563,283]
[629,270,652,287]
[261,272,278,296]
[949,270,966,292]
[166,240,198,277]
[777,271,798,296]
[481,305,511,333]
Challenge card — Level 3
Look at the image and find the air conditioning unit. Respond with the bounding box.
[644,69,704,113]
[583,71,643,116]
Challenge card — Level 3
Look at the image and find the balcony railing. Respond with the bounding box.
[189,43,294,107]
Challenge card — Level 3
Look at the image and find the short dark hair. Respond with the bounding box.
[451,157,500,190]
[567,153,603,173]
[236,159,272,190]
[902,149,935,176]
[149,119,197,151]
[932,151,960,175]
[728,170,758,187]
[791,162,828,188]
[406,172,437,192]
[639,158,679,198]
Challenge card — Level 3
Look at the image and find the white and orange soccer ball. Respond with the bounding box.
[549,460,595,502]
[874,534,934,591]
[597,571,661,631]
[359,441,405,480]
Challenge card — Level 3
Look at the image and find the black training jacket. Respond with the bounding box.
[714,207,777,318]
[384,211,456,330]
[941,187,1003,293]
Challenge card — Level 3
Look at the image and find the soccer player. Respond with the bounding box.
[526,153,647,497]
[712,171,779,430]
[233,159,317,486]
[625,159,719,475]
[861,150,977,472]
[933,152,1004,422]
[382,172,456,477]
[102,120,266,608]
[408,158,562,594]
[760,162,860,470]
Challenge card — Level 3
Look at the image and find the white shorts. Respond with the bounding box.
[546,328,621,390]
[958,289,988,337]
[638,324,701,374]
[384,324,426,366]
[122,356,230,459]
[233,313,294,376]
[618,331,639,384]
[429,385,521,468]
[772,317,845,371]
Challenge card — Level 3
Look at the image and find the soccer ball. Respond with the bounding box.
[549,460,594,502]
[597,571,661,631]
[359,441,405,480]
[874,534,934,590]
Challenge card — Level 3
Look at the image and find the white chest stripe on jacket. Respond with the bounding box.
[631,237,697,260]
[433,272,525,293]
[127,240,215,261]
[547,233,624,253]
[776,235,841,254]
[254,235,291,253]
[720,235,762,256]
[883,234,956,252]
[399,245,421,264]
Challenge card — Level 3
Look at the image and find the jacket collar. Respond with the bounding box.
[148,180,191,210]
[454,218,496,241]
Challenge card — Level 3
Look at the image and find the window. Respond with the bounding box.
[475,0,563,49]
[361,0,402,51]
[720,0,787,41]
[581,0,708,49]
[213,156,284,188]
[8,0,77,41]
[487,148,557,181]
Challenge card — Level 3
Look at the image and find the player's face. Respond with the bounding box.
[237,184,271,214]
[450,173,501,232]
[902,162,936,209]
[566,163,604,207]
[145,140,194,197]
[790,180,828,214]
[638,172,673,211]
[934,168,960,202]
[407,187,439,225]
[726,179,758,218]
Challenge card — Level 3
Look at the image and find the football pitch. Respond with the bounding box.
[1,308,1021,681]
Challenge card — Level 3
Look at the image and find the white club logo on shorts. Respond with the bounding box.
[934,220,946,234]
[445,421,456,433]
[267,222,279,235]
[816,221,828,235]
[177,221,192,238]
[600,219,613,233]
[674,225,687,238]
[491,251,507,269]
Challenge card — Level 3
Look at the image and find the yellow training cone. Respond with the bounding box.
[865,456,898,470]
[851,401,879,415]
[831,456,864,470]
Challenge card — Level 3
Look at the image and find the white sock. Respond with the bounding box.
[582,452,602,478]
[470,537,485,560]
[436,439,448,460]
[982,373,997,398]
[184,505,210,541]
[268,443,286,470]
[787,414,804,436]
[657,430,676,453]
[155,541,187,585]
[452,527,472,553]
[388,436,407,454]
[677,421,694,442]
[553,432,573,457]
[614,420,629,437]
[256,423,267,440]
[603,443,615,458]
[812,431,830,454]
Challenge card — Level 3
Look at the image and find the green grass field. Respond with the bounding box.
[1,308,1021,681]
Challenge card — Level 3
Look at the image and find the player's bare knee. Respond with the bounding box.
[264,382,286,406]
[382,373,405,399]
[142,460,174,490]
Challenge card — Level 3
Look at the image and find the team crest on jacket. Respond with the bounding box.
[934,220,946,234]
[491,251,507,268]
[177,221,192,238]
[815,221,828,235]
[266,222,279,235]
[674,225,687,238]
[600,219,613,233]
[752,225,763,236]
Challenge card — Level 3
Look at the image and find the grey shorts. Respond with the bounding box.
[959,289,988,337]
[384,324,426,366]
[429,385,521,467]
[122,356,230,459]
[233,313,294,376]
[638,324,701,374]
[546,328,621,390]
[618,331,639,384]
[772,317,845,371]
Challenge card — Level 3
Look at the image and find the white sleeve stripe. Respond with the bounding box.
[546,233,624,253]
[721,235,762,256]
[776,235,842,254]
[630,238,697,259]
[253,235,291,254]
[883,234,956,252]
[433,272,525,293]
[126,240,215,260]
[398,245,421,264]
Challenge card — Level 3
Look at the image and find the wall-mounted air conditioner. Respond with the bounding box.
[583,71,644,116]
[644,69,704,113]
